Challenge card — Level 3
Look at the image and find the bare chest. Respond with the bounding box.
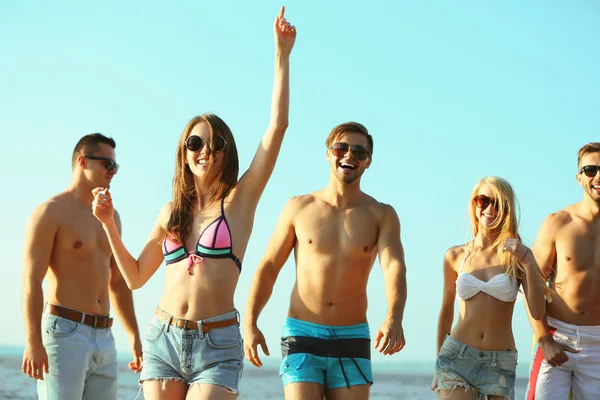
[54,210,111,259]
[555,223,600,274]
[294,207,379,257]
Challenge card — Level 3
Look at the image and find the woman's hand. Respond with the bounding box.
[274,6,296,56]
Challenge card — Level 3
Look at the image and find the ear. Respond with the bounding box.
[575,172,584,188]
[77,154,87,169]
[365,156,372,169]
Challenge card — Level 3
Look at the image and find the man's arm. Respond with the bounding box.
[526,213,578,366]
[21,202,57,380]
[107,210,142,373]
[374,204,407,356]
[244,198,298,367]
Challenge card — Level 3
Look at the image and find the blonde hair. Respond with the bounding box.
[468,176,524,280]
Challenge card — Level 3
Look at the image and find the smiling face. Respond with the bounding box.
[474,184,501,230]
[185,122,225,183]
[326,131,372,185]
[576,151,600,203]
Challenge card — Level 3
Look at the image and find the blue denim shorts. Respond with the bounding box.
[279,318,373,390]
[140,307,244,393]
[435,335,517,399]
[38,311,117,400]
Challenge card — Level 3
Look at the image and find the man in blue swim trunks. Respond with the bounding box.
[244,122,408,399]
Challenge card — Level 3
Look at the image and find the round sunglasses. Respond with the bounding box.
[580,165,600,178]
[329,142,371,161]
[84,155,119,173]
[185,135,227,153]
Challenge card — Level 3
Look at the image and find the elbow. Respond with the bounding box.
[126,278,142,291]
[110,275,139,292]
[529,302,546,321]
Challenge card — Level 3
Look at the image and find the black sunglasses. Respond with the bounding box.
[580,165,600,178]
[84,155,119,173]
[473,195,499,211]
[185,135,227,153]
[329,142,371,161]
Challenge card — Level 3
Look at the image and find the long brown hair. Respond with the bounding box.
[166,114,239,244]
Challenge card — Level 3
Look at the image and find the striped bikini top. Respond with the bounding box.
[162,198,242,274]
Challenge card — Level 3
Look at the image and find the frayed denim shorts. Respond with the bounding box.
[434,335,517,400]
[139,307,244,394]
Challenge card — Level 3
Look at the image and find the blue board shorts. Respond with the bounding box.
[279,317,373,390]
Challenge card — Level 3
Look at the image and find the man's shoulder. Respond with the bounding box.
[363,195,397,216]
[31,192,72,218]
[286,193,321,209]
[543,208,576,230]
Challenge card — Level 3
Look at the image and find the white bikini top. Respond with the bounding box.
[456,248,519,303]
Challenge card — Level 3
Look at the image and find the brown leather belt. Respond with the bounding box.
[46,304,113,329]
[154,309,238,333]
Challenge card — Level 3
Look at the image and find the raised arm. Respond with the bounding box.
[21,202,57,380]
[107,210,143,373]
[92,188,168,290]
[244,197,297,367]
[526,213,578,366]
[236,6,297,208]
[374,205,407,356]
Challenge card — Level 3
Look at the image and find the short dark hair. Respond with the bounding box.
[325,122,373,155]
[72,133,116,168]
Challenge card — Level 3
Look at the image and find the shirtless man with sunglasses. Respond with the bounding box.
[525,142,600,400]
[22,133,142,400]
[244,122,407,400]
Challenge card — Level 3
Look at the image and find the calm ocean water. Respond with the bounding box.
[1,351,528,399]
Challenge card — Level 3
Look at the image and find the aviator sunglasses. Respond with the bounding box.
[580,165,600,178]
[329,142,371,161]
[473,195,500,211]
[185,135,227,153]
[84,155,119,173]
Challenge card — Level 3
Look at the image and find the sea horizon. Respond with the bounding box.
[1,344,529,399]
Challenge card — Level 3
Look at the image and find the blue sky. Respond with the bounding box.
[1,0,598,374]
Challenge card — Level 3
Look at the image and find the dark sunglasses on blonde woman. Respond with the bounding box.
[473,195,499,211]
[185,135,227,153]
[329,142,371,161]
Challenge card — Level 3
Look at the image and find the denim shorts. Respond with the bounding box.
[38,312,117,400]
[279,318,373,390]
[140,307,244,393]
[435,335,517,399]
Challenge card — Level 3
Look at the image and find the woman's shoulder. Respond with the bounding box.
[156,201,173,227]
[444,243,469,264]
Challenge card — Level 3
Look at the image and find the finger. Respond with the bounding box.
[563,345,579,354]
[249,344,261,367]
[374,331,383,349]
[260,340,270,356]
[378,332,390,353]
[44,361,49,374]
[91,187,105,196]
[279,5,285,20]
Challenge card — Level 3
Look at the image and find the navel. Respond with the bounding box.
[565,256,572,261]
[363,246,369,252]
[73,241,82,249]
[307,239,313,245]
